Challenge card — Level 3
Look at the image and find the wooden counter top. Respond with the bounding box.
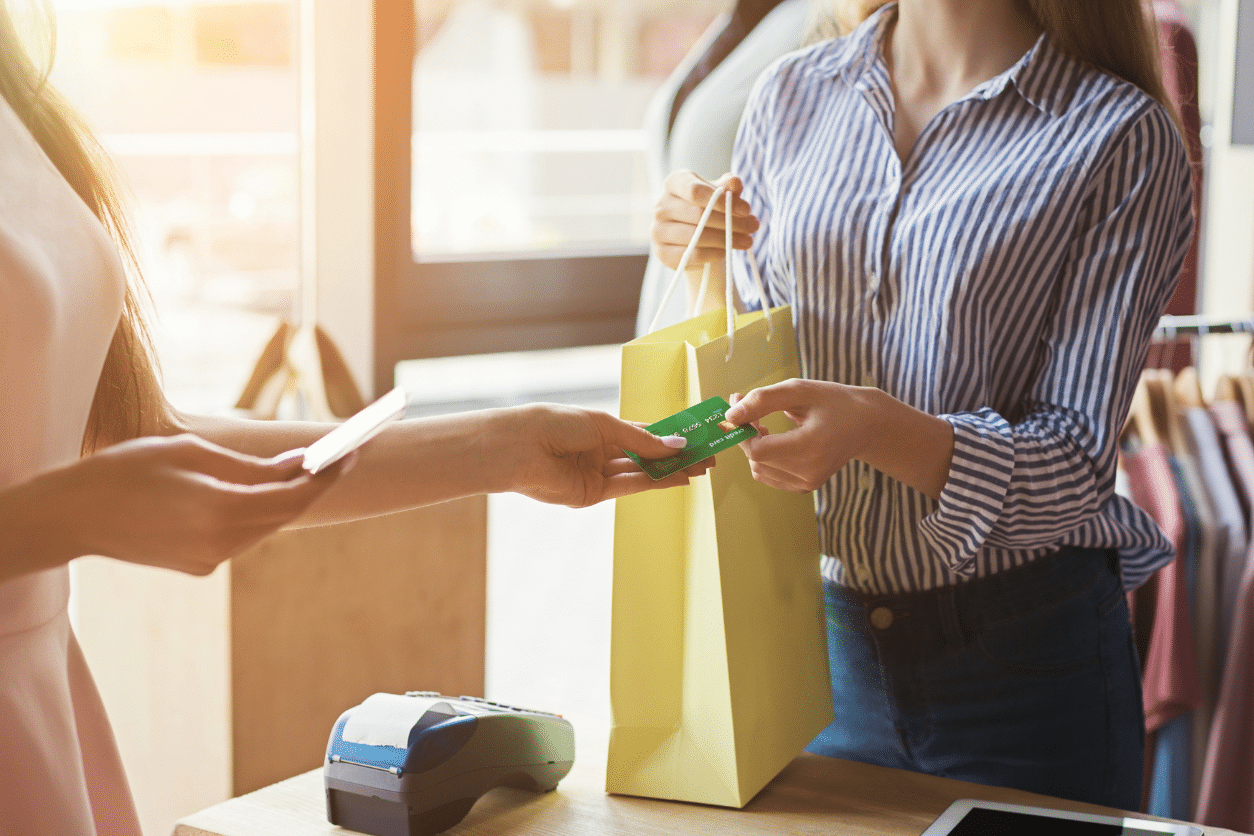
[174,718,1244,836]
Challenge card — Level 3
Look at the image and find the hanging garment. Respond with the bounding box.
[1177,387,1246,805]
[1155,371,1230,811]
[1196,399,1254,831]
[1196,542,1254,831]
[1147,455,1201,819]
[1205,400,1254,657]
[1121,440,1201,738]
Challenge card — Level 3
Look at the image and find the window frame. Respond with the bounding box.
[372,0,647,396]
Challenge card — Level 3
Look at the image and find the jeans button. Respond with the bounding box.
[870,606,894,630]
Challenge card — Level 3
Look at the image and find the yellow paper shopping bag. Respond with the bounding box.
[607,187,832,806]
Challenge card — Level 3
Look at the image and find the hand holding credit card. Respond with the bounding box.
[626,396,757,480]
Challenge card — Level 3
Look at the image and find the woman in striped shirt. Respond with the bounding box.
[652,0,1193,810]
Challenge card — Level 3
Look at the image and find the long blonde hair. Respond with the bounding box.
[823,0,1182,134]
[0,2,164,453]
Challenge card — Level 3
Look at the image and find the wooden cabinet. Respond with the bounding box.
[72,498,486,836]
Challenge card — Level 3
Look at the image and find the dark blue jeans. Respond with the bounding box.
[806,546,1145,810]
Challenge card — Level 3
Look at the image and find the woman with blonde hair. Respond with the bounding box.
[0,3,705,832]
[653,0,1192,808]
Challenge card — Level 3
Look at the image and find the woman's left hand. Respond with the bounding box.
[724,379,875,493]
[508,404,711,507]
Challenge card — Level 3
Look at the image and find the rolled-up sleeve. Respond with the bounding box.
[918,105,1194,576]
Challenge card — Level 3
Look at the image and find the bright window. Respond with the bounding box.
[49,0,299,414]
[47,0,726,410]
[412,0,723,257]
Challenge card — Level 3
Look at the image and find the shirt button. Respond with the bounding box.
[870,607,894,630]
[858,470,873,491]
[867,274,880,293]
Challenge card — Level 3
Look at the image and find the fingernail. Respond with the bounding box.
[661,435,687,449]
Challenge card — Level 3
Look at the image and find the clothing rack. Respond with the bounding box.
[1154,314,1254,338]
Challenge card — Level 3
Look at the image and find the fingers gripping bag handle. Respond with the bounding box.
[646,183,774,359]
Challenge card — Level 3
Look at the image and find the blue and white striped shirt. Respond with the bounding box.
[731,5,1194,594]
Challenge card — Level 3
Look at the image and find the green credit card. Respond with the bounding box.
[626,396,758,480]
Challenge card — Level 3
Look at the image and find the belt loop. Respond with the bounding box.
[937,587,963,649]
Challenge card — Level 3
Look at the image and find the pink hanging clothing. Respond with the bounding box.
[1178,407,1245,805]
[1197,563,1254,831]
[1206,401,1254,651]
[0,87,142,836]
[1197,402,1254,831]
[1121,442,1200,732]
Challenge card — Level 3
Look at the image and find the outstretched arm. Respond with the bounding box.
[0,403,700,584]
[178,403,701,527]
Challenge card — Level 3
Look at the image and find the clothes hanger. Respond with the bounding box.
[1210,322,1254,418]
[1143,370,1174,450]
[1122,372,1161,452]
[1163,368,1193,447]
[1214,373,1240,404]
[1173,366,1206,409]
[1235,371,1254,427]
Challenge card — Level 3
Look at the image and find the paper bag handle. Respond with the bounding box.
[647,184,774,358]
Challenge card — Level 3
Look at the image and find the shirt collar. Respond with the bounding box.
[1002,33,1076,118]
[814,2,1073,119]
[971,31,1072,117]
[809,2,896,82]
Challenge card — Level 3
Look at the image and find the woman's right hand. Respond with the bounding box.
[651,171,760,270]
[1,434,347,579]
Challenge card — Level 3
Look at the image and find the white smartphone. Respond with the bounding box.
[921,799,1203,836]
[301,387,409,475]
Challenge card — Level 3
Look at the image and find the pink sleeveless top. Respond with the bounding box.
[0,89,142,835]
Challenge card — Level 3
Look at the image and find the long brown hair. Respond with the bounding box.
[0,1,165,453]
[824,0,1182,134]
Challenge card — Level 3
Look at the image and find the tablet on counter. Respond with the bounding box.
[921,799,1203,836]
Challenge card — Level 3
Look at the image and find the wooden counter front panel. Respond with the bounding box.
[230,497,487,795]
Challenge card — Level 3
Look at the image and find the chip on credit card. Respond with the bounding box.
[626,396,757,480]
